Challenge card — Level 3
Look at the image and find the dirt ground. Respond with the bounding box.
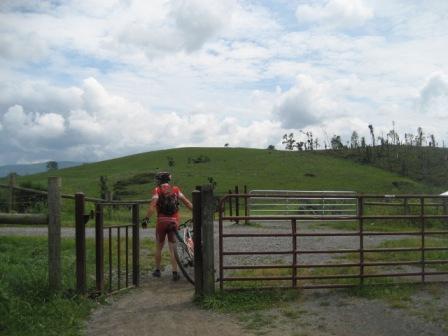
[85,269,448,336]
[85,270,246,336]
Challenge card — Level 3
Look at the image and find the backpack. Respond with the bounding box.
[156,185,179,216]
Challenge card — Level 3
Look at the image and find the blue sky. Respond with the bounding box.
[0,0,447,165]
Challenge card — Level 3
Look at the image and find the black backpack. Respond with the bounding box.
[156,185,179,216]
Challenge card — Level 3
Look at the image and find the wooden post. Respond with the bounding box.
[8,173,16,213]
[201,185,215,296]
[228,189,233,217]
[420,197,426,283]
[106,191,113,201]
[132,204,140,287]
[443,197,448,226]
[193,190,203,297]
[291,219,297,288]
[95,203,104,293]
[75,192,87,294]
[48,176,61,291]
[358,196,364,286]
[234,185,239,224]
[106,191,114,216]
[244,185,248,225]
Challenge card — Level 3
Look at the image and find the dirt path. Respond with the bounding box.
[86,271,448,336]
[86,271,245,336]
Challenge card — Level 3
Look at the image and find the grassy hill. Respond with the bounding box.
[1,147,435,200]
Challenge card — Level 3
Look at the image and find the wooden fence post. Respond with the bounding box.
[8,173,16,213]
[244,185,248,225]
[75,192,87,294]
[48,176,61,291]
[228,189,233,217]
[235,185,239,224]
[443,197,448,226]
[193,185,215,297]
[95,203,104,293]
[193,189,203,297]
[201,185,215,296]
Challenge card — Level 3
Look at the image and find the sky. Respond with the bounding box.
[0,0,447,165]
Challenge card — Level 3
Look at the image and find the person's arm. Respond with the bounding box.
[179,193,193,211]
[146,198,158,218]
[142,188,158,228]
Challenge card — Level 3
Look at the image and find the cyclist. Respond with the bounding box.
[141,172,193,281]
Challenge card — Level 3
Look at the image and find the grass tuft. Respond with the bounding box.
[199,289,299,313]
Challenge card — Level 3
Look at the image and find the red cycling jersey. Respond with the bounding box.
[152,183,183,243]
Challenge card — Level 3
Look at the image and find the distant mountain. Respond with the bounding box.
[0,161,85,177]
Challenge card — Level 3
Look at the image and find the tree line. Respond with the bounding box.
[282,124,444,151]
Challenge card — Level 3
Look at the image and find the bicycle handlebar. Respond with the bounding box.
[178,218,193,229]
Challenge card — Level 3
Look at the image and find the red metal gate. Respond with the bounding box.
[218,193,448,290]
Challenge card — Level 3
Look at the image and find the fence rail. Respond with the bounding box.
[218,193,448,290]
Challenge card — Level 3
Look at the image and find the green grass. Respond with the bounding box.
[0,236,95,336]
[347,281,418,308]
[367,238,448,271]
[199,288,299,313]
[0,235,159,335]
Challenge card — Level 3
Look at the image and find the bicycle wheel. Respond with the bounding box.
[174,232,195,285]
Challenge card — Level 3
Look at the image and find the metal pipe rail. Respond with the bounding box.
[218,193,448,290]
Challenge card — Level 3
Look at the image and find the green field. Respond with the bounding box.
[0,236,161,336]
[1,147,434,199]
[0,236,95,336]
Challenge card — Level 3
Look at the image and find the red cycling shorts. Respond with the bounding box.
[156,217,179,244]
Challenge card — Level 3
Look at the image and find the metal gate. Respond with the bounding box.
[248,190,357,217]
[75,194,141,295]
[218,192,448,290]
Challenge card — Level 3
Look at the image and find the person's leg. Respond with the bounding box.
[167,223,180,281]
[153,223,166,277]
[168,241,177,273]
[154,239,163,270]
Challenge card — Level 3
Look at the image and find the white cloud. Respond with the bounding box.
[418,73,448,118]
[3,104,65,139]
[273,75,336,129]
[171,0,234,51]
[114,0,236,58]
[0,77,285,163]
[296,0,373,29]
[0,31,48,62]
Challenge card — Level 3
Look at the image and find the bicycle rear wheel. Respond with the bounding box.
[174,233,195,285]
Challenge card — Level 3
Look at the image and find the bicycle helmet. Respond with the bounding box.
[155,171,171,184]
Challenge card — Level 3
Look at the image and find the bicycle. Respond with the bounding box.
[173,219,195,285]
